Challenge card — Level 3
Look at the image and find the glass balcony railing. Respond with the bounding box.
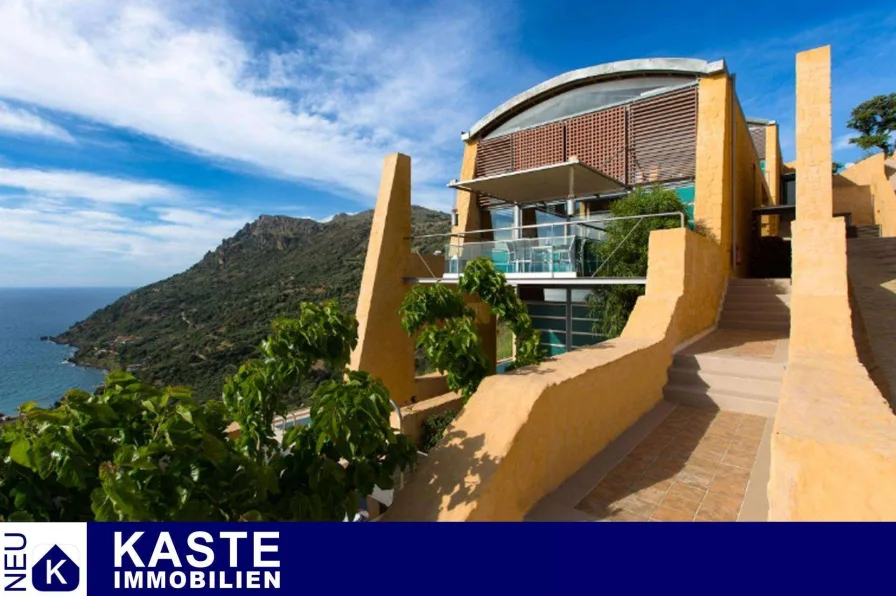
[445,235,601,276]
[424,211,685,280]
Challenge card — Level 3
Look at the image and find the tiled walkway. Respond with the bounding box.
[573,406,766,521]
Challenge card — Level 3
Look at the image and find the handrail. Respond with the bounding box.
[411,211,685,240]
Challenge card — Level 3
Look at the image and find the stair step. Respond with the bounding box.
[672,353,785,380]
[724,287,792,297]
[728,277,792,292]
[719,319,790,332]
[667,367,782,398]
[720,312,791,324]
[721,301,791,313]
[663,384,779,417]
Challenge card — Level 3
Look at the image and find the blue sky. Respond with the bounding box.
[0,0,893,287]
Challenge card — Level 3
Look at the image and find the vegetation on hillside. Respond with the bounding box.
[846,93,896,156]
[587,186,695,338]
[1,303,416,522]
[53,208,449,402]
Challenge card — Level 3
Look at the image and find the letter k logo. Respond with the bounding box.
[32,545,80,592]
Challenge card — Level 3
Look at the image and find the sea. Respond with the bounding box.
[0,287,130,414]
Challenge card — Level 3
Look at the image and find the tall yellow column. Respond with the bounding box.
[795,46,833,221]
[788,45,854,358]
[764,123,781,205]
[350,154,416,405]
[694,72,733,260]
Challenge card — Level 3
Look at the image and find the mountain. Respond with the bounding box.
[54,207,450,400]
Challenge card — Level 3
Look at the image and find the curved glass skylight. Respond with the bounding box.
[485,75,696,138]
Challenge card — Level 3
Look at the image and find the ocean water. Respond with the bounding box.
[0,288,130,413]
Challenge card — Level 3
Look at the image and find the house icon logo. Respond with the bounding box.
[30,545,79,592]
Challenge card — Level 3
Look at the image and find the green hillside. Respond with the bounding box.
[54,207,450,400]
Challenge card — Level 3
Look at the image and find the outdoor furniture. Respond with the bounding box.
[551,235,576,273]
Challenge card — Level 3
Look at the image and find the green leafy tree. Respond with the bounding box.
[0,302,416,522]
[847,94,896,156]
[587,186,693,338]
[400,258,543,402]
[399,259,545,450]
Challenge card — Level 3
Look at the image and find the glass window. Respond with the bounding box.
[483,207,514,241]
[485,75,696,138]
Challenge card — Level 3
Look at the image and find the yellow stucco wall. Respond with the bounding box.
[694,73,732,253]
[694,72,769,275]
[837,153,896,235]
[832,175,874,225]
[760,123,782,236]
[385,228,726,521]
[452,141,480,239]
[768,46,896,520]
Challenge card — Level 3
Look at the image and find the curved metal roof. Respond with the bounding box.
[463,58,726,140]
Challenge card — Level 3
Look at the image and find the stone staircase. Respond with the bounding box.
[718,278,791,333]
[662,278,791,417]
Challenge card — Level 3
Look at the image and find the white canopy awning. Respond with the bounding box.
[448,158,626,204]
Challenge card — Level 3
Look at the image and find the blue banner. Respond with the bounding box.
[1,522,891,594]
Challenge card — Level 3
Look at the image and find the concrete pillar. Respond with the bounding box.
[350,154,416,405]
[795,46,833,221]
[765,123,781,205]
[452,141,480,240]
[789,45,856,359]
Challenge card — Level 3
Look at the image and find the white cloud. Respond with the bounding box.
[0,101,73,142]
[834,134,854,152]
[0,167,182,204]
[0,0,531,210]
[0,197,249,286]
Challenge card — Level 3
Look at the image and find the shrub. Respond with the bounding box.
[0,302,417,522]
[587,186,693,338]
[400,258,544,400]
[421,410,458,453]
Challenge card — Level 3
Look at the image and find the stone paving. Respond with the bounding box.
[574,405,766,522]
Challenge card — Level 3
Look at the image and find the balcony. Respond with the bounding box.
[435,212,685,284]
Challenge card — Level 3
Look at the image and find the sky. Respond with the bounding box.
[0,0,893,287]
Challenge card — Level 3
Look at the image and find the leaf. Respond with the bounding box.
[9,440,34,469]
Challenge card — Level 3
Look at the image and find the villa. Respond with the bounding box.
[349,46,896,521]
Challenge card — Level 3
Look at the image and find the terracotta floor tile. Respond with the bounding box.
[729,437,762,452]
[651,504,695,522]
[677,466,714,489]
[691,446,725,463]
[645,457,686,477]
[695,508,738,522]
[639,475,675,493]
[667,482,707,503]
[618,455,652,474]
[699,493,742,518]
[658,447,693,462]
[714,464,751,483]
[630,486,668,505]
[606,510,649,522]
[617,495,658,518]
[658,492,701,515]
[587,478,631,504]
[687,455,721,474]
[708,478,747,500]
[721,451,756,470]
[726,444,758,459]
